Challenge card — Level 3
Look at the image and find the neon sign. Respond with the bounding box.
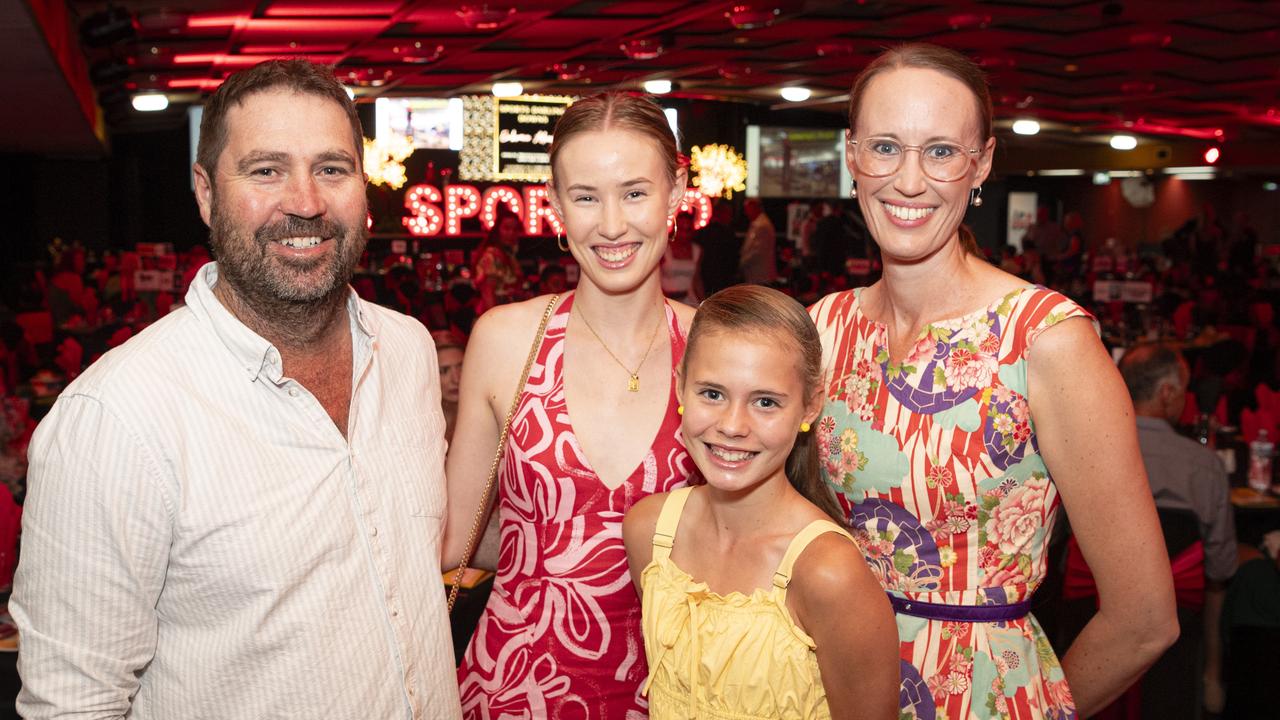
[401,184,711,237]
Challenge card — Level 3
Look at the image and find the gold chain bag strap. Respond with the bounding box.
[447,294,560,612]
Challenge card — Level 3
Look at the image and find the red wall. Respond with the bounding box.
[1050,176,1278,251]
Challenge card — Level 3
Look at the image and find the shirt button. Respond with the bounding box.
[391,609,399,617]
[370,526,378,537]
[288,387,299,397]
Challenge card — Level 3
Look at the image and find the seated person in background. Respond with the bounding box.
[1222,531,1280,716]
[537,263,569,295]
[432,330,465,445]
[1119,342,1237,712]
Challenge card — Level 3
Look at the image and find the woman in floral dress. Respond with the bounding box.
[810,43,1178,719]
[444,92,697,719]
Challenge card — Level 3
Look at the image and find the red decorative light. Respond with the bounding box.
[522,186,562,236]
[403,183,571,237]
[815,40,853,57]
[621,38,664,61]
[717,63,753,80]
[1204,146,1220,164]
[457,5,515,30]
[726,5,780,30]
[403,184,444,237]
[186,15,241,28]
[676,190,712,231]
[947,13,991,30]
[480,186,523,230]
[445,185,481,236]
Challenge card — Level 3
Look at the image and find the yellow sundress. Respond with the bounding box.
[640,486,854,719]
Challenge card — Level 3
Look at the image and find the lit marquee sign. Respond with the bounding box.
[401,185,712,238]
[457,95,573,183]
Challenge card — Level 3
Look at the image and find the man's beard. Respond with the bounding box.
[208,199,367,315]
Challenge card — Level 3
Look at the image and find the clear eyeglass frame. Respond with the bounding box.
[847,136,985,183]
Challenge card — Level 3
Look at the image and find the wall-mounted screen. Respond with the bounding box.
[375,97,464,151]
[745,126,851,199]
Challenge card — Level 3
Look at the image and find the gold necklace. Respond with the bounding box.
[573,302,665,392]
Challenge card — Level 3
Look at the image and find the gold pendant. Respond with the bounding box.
[628,374,640,392]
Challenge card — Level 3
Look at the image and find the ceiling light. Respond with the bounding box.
[491,81,523,98]
[549,63,585,81]
[457,5,515,30]
[1203,146,1220,164]
[131,93,169,112]
[1263,181,1277,191]
[1165,166,1215,174]
[1109,134,1138,150]
[1037,168,1085,176]
[1093,172,1112,185]
[621,38,664,61]
[644,79,672,95]
[780,87,811,102]
[726,5,780,30]
[1011,119,1040,136]
[343,86,355,100]
[1108,170,1143,177]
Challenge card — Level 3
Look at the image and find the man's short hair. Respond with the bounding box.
[1119,342,1185,404]
[196,59,363,183]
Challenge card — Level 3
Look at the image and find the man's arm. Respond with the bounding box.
[1194,454,1237,713]
[12,395,171,719]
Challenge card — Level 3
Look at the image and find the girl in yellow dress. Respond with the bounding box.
[624,285,899,719]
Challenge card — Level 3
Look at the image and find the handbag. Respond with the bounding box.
[447,294,559,612]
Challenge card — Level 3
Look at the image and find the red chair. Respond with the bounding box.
[0,485,21,589]
[14,311,53,346]
[1063,509,1204,719]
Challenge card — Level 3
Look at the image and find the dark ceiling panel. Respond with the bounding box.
[26,0,1275,148]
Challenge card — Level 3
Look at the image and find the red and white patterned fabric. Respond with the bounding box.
[458,293,694,719]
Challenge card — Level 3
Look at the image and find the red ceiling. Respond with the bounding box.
[67,0,1280,145]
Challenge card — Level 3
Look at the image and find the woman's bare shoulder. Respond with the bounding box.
[669,300,696,333]
[471,294,564,345]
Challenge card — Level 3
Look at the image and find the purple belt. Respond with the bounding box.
[889,595,1033,623]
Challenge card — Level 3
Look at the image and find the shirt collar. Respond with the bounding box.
[1135,415,1175,433]
[184,262,375,383]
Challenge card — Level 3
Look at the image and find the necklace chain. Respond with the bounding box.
[573,302,664,392]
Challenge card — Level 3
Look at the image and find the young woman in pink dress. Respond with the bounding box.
[444,92,697,719]
[809,44,1179,719]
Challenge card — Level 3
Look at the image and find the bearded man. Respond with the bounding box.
[12,59,461,720]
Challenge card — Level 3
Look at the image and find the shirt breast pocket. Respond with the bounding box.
[377,412,446,518]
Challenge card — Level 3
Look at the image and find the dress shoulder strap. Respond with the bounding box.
[771,519,854,597]
[651,486,695,561]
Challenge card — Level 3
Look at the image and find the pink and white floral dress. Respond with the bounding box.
[457,293,694,719]
[810,285,1089,720]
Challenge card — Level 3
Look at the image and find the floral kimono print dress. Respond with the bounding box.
[810,285,1089,720]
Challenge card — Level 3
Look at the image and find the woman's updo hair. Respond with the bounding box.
[847,42,993,140]
[683,285,845,525]
[848,43,992,256]
[548,91,683,185]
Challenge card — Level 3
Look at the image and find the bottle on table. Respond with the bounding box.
[1247,429,1273,493]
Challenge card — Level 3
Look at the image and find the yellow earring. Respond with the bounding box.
[799,421,811,433]
[556,233,569,252]
[677,405,684,416]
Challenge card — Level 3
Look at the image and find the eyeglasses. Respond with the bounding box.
[848,136,984,183]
